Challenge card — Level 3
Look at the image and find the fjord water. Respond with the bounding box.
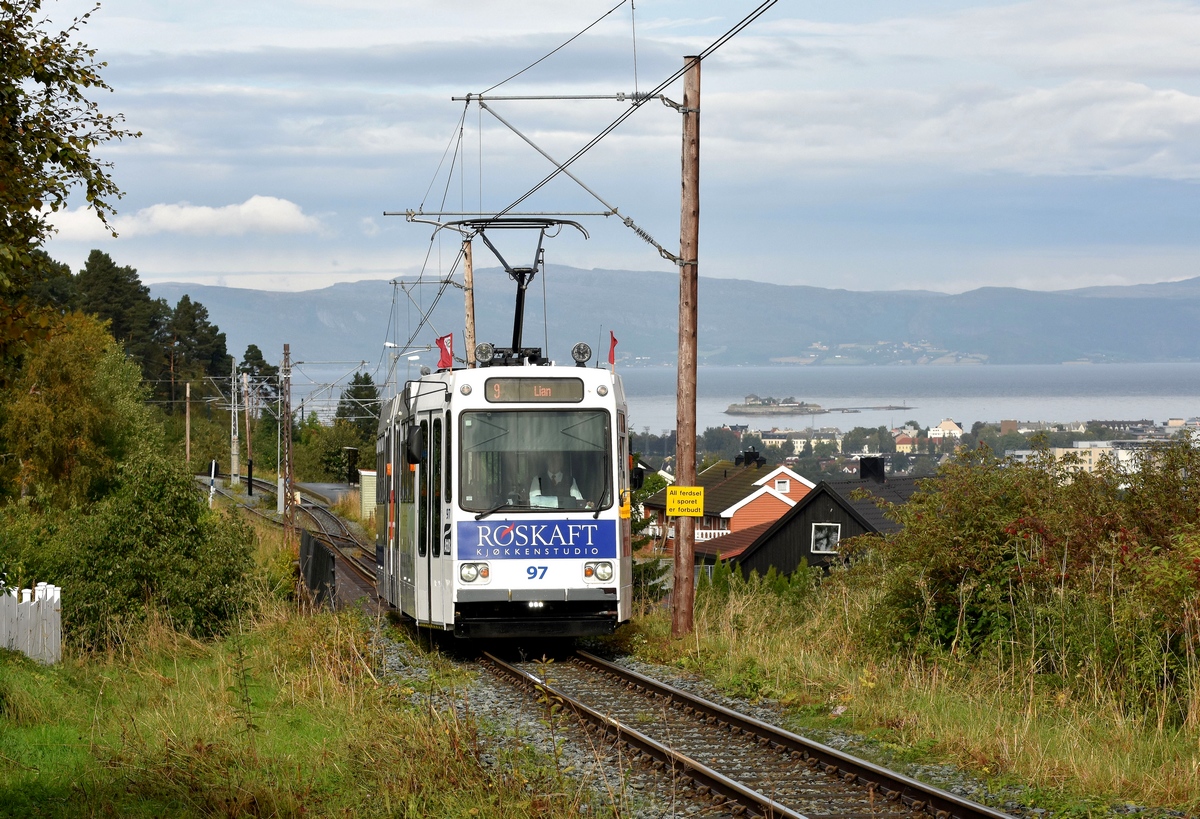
[619,363,1200,434]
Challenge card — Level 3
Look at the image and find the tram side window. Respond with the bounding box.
[431,419,442,558]
[376,436,386,505]
[443,411,452,504]
[400,429,414,503]
[617,411,628,491]
[417,420,428,558]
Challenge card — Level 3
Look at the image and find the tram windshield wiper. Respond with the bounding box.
[475,501,534,521]
[588,490,607,519]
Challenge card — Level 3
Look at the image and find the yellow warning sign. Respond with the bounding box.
[667,486,704,517]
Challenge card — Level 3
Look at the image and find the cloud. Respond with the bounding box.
[49,196,323,240]
[704,80,1200,181]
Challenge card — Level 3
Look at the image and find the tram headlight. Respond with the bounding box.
[460,563,489,583]
[584,561,614,582]
[475,342,495,364]
[571,342,592,365]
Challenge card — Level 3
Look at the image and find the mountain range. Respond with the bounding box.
[149,266,1200,370]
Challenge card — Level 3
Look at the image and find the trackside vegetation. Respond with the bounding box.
[614,443,1200,814]
[0,532,597,817]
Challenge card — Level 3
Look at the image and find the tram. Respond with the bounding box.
[374,220,639,637]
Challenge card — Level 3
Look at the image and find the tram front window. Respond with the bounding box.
[460,410,611,513]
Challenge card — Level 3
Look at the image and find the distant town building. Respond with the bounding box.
[1088,420,1155,432]
[928,419,964,440]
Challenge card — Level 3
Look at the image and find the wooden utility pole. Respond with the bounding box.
[281,344,297,552]
[673,55,701,638]
[185,381,191,464]
[230,359,240,485]
[243,371,254,496]
[464,239,477,367]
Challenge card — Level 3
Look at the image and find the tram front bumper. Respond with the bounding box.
[453,587,619,638]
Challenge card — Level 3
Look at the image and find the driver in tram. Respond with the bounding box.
[529,451,586,509]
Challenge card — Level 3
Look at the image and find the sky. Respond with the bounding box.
[36,0,1200,294]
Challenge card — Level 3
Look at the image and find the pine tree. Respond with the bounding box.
[335,372,381,441]
[168,296,229,377]
[239,344,280,401]
[76,250,170,381]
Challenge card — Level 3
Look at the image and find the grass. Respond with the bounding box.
[605,578,1200,816]
[0,527,599,818]
[330,488,372,530]
[8,510,1198,816]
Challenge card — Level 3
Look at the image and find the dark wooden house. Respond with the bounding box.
[696,458,924,575]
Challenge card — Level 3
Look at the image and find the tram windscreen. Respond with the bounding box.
[459,410,611,512]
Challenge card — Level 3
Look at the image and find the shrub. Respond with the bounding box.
[631,557,670,604]
[854,443,1200,721]
[0,447,253,649]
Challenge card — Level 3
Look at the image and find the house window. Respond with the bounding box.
[774,478,790,494]
[812,523,841,553]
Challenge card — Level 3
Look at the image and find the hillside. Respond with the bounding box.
[150,267,1200,367]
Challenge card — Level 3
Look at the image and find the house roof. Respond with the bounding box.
[753,466,816,490]
[719,485,796,518]
[695,520,776,560]
[700,475,927,565]
[820,476,923,534]
[644,460,814,518]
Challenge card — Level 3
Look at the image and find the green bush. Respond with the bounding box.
[0,448,253,649]
[631,557,670,603]
[852,443,1200,721]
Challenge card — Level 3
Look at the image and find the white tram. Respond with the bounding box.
[374,350,636,637]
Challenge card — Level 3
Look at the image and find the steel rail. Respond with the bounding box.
[482,651,806,819]
[574,651,1015,819]
[195,476,378,591]
[295,505,377,588]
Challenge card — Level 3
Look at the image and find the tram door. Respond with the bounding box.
[436,410,453,626]
[414,413,445,624]
[398,421,415,615]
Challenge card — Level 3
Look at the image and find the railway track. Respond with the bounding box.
[483,650,1014,819]
[195,474,377,589]
[295,501,376,587]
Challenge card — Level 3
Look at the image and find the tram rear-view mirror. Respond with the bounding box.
[405,426,427,465]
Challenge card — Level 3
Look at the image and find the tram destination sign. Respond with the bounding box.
[485,377,584,403]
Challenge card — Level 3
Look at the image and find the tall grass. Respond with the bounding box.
[615,564,1200,813]
[331,488,374,531]
[0,525,594,818]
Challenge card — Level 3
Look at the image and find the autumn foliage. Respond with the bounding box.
[849,444,1200,722]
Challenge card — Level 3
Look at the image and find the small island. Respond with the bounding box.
[725,395,825,416]
[725,394,914,416]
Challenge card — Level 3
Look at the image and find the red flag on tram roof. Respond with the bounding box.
[435,333,453,369]
[608,331,618,367]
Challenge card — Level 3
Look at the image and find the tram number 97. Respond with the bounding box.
[527,566,548,580]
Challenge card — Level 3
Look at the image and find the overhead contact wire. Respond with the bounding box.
[483,0,630,95]
[495,0,780,225]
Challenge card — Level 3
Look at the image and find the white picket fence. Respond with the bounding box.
[0,583,62,664]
